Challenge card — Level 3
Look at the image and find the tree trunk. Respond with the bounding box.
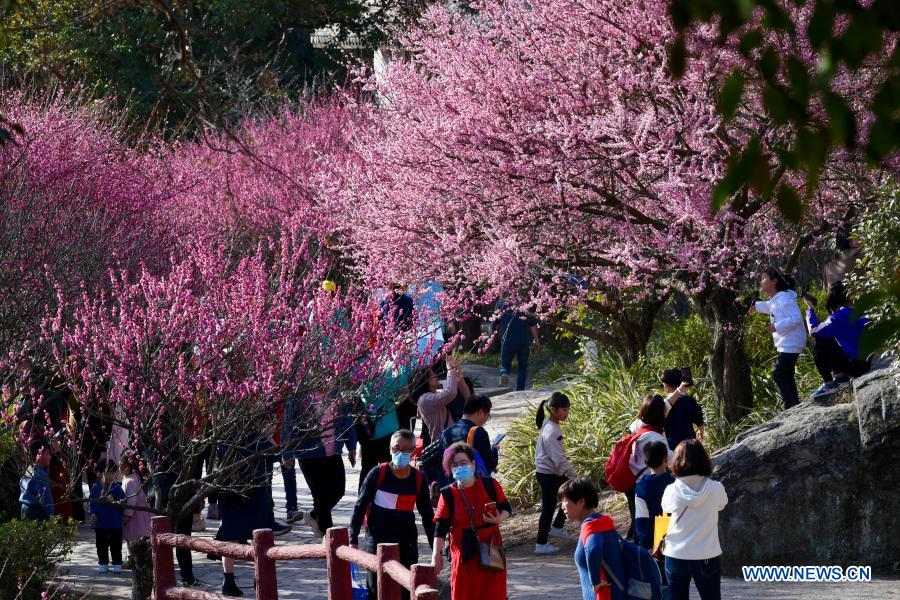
[696,286,754,423]
[560,294,666,367]
[128,537,153,600]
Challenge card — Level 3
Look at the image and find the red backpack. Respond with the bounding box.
[604,425,657,493]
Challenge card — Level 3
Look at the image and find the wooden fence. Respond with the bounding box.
[149,516,439,600]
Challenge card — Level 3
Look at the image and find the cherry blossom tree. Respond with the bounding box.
[162,98,361,255]
[341,0,883,420]
[0,94,168,367]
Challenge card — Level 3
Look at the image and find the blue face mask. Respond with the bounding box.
[452,464,475,483]
[391,451,411,468]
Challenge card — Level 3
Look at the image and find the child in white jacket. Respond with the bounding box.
[662,439,728,600]
[534,392,578,555]
[750,267,806,409]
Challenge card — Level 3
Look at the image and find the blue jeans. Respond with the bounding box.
[500,343,530,391]
[664,556,721,600]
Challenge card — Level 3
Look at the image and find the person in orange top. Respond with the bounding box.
[431,442,511,600]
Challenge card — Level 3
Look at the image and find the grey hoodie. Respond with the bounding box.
[661,475,728,560]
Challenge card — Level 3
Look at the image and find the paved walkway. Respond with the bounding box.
[53,366,898,599]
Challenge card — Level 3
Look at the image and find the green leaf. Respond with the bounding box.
[739,29,763,57]
[763,84,790,123]
[668,35,687,79]
[859,318,900,357]
[759,46,780,80]
[718,71,745,120]
[775,182,802,223]
[807,0,836,50]
[762,3,793,32]
[823,91,857,148]
[669,0,692,30]
[786,57,811,104]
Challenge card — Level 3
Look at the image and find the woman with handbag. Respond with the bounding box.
[431,442,511,600]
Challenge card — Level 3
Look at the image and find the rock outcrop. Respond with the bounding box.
[713,365,900,575]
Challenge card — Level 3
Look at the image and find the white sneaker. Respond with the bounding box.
[96,564,109,574]
[192,513,207,532]
[549,526,574,540]
[534,543,559,555]
[303,511,323,537]
[110,564,123,574]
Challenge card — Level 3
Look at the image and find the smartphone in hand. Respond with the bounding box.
[680,367,694,386]
[484,502,498,518]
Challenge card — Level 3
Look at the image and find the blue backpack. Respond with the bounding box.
[605,538,663,600]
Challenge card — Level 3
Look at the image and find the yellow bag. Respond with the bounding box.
[652,514,670,557]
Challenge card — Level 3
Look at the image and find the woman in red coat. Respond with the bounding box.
[431,442,511,600]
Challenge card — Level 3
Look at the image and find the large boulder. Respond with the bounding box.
[712,365,900,575]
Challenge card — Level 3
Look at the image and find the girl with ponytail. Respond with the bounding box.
[534,392,578,554]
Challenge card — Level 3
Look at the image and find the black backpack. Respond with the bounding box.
[418,419,475,470]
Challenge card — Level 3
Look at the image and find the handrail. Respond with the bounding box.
[150,516,439,600]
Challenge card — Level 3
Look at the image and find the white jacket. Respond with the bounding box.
[755,290,806,353]
[661,475,728,560]
[535,420,577,479]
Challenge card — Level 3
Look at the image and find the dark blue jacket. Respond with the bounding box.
[634,471,675,549]
[807,306,869,360]
[90,481,126,529]
[496,310,537,348]
[19,465,54,520]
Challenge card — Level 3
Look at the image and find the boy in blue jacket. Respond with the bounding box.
[90,458,126,574]
[634,441,675,550]
[559,478,626,600]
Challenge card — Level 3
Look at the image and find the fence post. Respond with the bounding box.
[150,516,176,600]
[326,527,352,600]
[252,529,278,600]
[376,543,402,600]
[410,564,438,600]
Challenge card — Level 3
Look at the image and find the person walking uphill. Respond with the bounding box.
[350,430,434,600]
[432,443,511,600]
[495,304,540,391]
[749,267,806,409]
[534,392,578,555]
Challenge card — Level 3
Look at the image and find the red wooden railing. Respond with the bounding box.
[149,516,439,600]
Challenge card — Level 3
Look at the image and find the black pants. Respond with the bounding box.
[812,336,869,383]
[359,436,392,492]
[364,534,418,600]
[773,352,800,409]
[96,527,123,565]
[626,486,636,540]
[299,455,345,532]
[536,473,567,545]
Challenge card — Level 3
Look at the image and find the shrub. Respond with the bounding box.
[0,518,74,600]
[846,186,900,354]
[498,309,822,507]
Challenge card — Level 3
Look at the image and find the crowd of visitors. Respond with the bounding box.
[16,276,874,600]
